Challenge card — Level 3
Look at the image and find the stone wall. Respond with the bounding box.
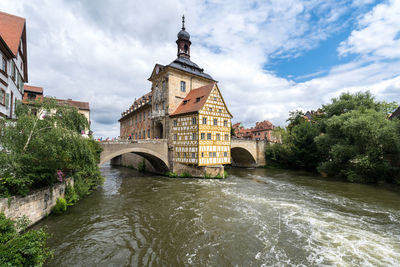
[173,162,224,178]
[0,178,73,226]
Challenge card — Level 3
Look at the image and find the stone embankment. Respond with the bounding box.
[0,178,73,226]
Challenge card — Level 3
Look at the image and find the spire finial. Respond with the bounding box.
[182,14,185,30]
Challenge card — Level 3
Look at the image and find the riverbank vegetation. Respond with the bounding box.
[265,92,400,183]
[0,99,104,197]
[0,213,52,266]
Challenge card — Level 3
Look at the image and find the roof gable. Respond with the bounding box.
[148,64,165,81]
[200,83,232,118]
[0,11,25,57]
[171,83,215,116]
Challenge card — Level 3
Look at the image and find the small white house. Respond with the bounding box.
[0,11,28,119]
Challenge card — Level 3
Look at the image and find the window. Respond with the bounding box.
[192,153,195,158]
[224,152,228,157]
[224,120,228,127]
[1,57,6,74]
[162,102,165,110]
[143,130,145,138]
[192,117,196,125]
[203,117,207,124]
[213,152,216,157]
[139,132,141,139]
[216,133,220,140]
[213,119,218,126]
[173,120,177,126]
[196,97,201,102]
[214,97,217,101]
[144,113,146,120]
[174,134,177,140]
[177,152,180,158]
[0,89,5,105]
[183,100,188,105]
[162,80,166,90]
[201,133,205,140]
[180,81,186,92]
[207,133,212,140]
[192,133,196,140]
[209,152,212,157]
[148,129,150,138]
[11,62,15,80]
[225,134,229,141]
[183,152,186,158]
[201,152,204,157]
[209,107,212,111]
[219,109,222,113]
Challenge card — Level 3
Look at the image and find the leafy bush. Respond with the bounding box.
[179,172,192,178]
[0,213,52,266]
[0,99,104,197]
[52,197,67,214]
[224,170,229,178]
[165,172,178,178]
[64,184,78,206]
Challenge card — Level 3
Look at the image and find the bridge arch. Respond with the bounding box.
[230,146,257,167]
[100,147,169,173]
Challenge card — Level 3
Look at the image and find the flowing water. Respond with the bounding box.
[36,163,400,266]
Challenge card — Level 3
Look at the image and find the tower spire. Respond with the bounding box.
[176,15,191,59]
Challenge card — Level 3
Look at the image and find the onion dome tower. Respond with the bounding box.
[176,15,191,59]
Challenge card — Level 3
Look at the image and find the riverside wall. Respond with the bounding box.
[0,178,73,226]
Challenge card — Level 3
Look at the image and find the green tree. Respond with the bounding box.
[286,110,306,131]
[315,109,400,183]
[0,99,103,197]
[321,91,397,119]
[265,121,320,170]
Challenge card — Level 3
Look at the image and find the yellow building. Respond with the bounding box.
[171,83,232,166]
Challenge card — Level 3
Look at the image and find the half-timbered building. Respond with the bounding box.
[171,83,232,166]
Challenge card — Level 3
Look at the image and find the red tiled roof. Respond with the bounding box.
[24,84,43,94]
[171,83,215,116]
[55,98,90,111]
[0,11,25,56]
[254,120,274,131]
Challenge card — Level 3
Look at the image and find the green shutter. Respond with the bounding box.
[5,93,9,108]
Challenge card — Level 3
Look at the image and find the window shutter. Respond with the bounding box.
[5,93,9,108]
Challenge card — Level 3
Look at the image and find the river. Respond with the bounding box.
[36,163,400,266]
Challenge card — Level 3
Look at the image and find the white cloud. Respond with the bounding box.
[339,0,400,59]
[0,0,398,136]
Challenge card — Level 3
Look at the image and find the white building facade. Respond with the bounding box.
[0,11,28,119]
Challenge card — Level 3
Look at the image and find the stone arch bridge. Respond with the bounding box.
[99,139,267,173]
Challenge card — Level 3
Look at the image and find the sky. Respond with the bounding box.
[1,0,399,138]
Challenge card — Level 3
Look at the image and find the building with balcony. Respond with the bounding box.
[0,11,28,119]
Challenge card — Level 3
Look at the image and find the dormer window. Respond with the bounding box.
[183,100,188,105]
[180,81,186,92]
[196,97,201,102]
